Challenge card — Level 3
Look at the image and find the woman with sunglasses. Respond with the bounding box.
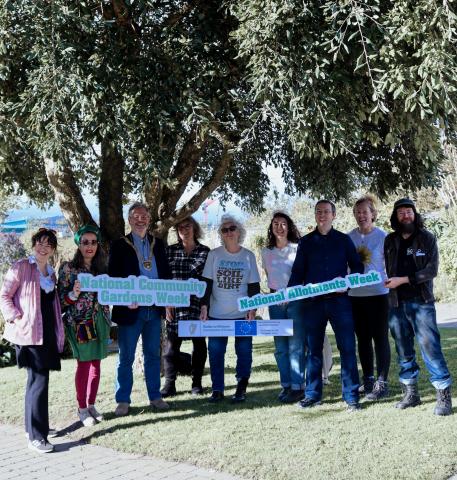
[1,228,64,453]
[58,225,110,427]
[201,214,261,402]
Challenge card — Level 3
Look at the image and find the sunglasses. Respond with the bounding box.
[221,225,237,234]
[80,240,98,246]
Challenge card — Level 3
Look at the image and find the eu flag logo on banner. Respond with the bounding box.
[235,320,257,336]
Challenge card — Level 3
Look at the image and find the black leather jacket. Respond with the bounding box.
[384,228,438,307]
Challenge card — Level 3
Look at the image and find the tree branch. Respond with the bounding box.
[153,146,234,236]
[44,157,94,232]
[159,127,208,217]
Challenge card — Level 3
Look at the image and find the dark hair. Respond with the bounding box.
[70,235,107,274]
[266,212,301,249]
[174,216,203,243]
[390,207,424,231]
[315,199,336,214]
[31,228,58,249]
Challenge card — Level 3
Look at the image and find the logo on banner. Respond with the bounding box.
[235,321,257,336]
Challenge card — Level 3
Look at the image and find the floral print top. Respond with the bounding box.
[58,262,110,327]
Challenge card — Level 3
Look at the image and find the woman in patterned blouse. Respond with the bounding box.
[162,216,210,397]
[58,225,111,427]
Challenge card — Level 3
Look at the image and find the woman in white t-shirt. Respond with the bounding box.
[201,214,261,403]
[261,212,304,403]
[348,195,390,400]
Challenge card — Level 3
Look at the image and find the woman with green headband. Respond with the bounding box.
[57,225,111,427]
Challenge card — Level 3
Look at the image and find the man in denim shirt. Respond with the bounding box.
[288,200,364,411]
[384,198,452,415]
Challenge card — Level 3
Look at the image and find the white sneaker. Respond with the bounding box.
[78,408,97,427]
[28,439,54,454]
[88,404,103,422]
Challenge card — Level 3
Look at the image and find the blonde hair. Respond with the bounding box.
[353,194,379,222]
[218,214,246,245]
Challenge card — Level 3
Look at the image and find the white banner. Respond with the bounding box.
[178,319,293,337]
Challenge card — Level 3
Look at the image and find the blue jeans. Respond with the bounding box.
[389,300,451,390]
[115,307,162,403]
[270,302,306,390]
[302,296,359,403]
[208,322,252,392]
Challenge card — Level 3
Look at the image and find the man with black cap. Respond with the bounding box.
[384,198,452,415]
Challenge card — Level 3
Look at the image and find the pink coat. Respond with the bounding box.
[0,259,65,352]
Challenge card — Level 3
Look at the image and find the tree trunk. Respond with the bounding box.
[99,139,125,243]
[44,156,94,231]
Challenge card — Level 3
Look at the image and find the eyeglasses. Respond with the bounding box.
[221,225,237,234]
[130,213,150,221]
[80,239,98,246]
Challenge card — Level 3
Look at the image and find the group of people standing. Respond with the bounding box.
[0,196,453,455]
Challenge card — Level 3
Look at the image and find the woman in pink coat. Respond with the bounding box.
[0,228,65,454]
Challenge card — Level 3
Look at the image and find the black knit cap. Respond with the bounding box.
[393,198,416,212]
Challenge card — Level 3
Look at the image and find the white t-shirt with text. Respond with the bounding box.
[202,246,261,319]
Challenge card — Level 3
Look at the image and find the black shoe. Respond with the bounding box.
[281,389,304,404]
[434,386,452,416]
[232,378,249,403]
[359,376,375,395]
[297,397,322,409]
[347,401,362,412]
[366,380,389,401]
[160,381,177,398]
[191,385,204,396]
[208,391,224,403]
[395,384,421,409]
[278,387,291,402]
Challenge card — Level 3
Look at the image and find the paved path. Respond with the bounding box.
[0,424,242,480]
[1,304,456,480]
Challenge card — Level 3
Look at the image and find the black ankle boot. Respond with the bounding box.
[232,378,249,403]
[434,386,452,416]
[395,384,421,409]
[160,380,177,398]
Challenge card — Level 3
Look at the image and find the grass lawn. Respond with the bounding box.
[2,329,457,480]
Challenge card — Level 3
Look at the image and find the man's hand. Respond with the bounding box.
[385,276,409,289]
[128,302,139,310]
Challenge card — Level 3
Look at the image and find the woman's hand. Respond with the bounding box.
[200,305,208,322]
[72,280,81,298]
[246,310,256,321]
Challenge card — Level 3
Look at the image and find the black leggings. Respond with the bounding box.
[351,295,391,381]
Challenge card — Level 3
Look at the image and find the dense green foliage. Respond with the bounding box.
[0,1,456,234]
[233,0,457,198]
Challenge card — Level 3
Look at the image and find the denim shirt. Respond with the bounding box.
[288,227,364,288]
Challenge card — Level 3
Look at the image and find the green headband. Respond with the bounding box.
[74,224,101,245]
